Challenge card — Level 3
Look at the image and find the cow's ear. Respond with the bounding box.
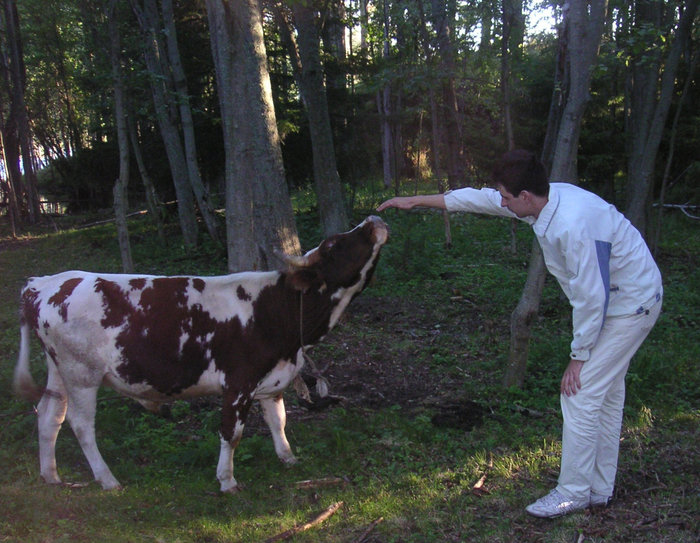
[287,268,325,293]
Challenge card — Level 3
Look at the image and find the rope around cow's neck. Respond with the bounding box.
[293,291,330,401]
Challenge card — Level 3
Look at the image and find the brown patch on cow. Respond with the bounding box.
[48,278,83,307]
[192,278,205,292]
[20,287,42,330]
[115,277,217,395]
[95,279,134,328]
[129,278,147,290]
[236,285,251,301]
[47,278,82,323]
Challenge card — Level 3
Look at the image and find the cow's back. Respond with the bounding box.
[21,270,287,401]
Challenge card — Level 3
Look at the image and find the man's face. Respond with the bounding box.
[497,185,533,218]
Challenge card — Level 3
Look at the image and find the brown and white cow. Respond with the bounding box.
[14,215,388,492]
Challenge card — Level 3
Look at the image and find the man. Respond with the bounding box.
[377,149,663,518]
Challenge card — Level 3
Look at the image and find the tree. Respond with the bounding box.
[503,0,609,388]
[270,0,349,237]
[428,0,465,190]
[131,0,199,247]
[107,0,134,273]
[0,0,41,224]
[206,0,301,272]
[624,0,699,236]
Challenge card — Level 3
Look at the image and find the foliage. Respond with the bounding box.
[1,183,698,542]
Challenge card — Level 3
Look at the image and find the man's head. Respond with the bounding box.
[493,149,549,218]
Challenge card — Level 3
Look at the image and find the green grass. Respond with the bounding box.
[1,185,698,542]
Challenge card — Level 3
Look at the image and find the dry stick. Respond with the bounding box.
[354,517,384,543]
[294,476,345,489]
[263,501,344,543]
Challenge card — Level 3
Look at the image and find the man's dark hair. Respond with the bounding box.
[492,149,549,197]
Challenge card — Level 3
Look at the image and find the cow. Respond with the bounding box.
[13,215,388,493]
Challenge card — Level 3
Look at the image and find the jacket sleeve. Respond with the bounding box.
[444,187,519,219]
[566,238,611,361]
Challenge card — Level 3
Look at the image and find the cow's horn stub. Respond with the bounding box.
[275,249,309,268]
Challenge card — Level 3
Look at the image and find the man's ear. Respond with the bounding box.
[287,267,324,293]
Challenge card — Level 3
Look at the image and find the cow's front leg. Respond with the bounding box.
[217,389,252,493]
[260,394,297,465]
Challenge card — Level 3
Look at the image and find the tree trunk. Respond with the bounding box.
[206,0,300,272]
[379,0,393,189]
[272,1,349,237]
[161,0,222,244]
[127,114,166,242]
[131,0,199,248]
[2,0,40,223]
[652,50,697,255]
[624,0,699,236]
[107,0,134,273]
[431,0,464,190]
[503,0,608,389]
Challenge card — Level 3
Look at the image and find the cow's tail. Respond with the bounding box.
[13,318,43,403]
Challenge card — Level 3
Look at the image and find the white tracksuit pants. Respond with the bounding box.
[556,298,662,502]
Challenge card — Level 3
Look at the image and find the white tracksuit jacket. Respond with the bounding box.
[444,183,663,361]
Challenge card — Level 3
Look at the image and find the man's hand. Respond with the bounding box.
[376,196,415,212]
[561,359,584,396]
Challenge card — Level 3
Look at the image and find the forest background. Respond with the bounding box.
[0,0,698,542]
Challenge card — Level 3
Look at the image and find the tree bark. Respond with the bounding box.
[206,0,301,272]
[503,0,608,389]
[107,0,134,273]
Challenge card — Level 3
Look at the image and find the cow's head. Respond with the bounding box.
[283,215,389,294]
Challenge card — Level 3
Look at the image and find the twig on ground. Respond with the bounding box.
[354,517,384,543]
[294,476,345,489]
[263,501,344,543]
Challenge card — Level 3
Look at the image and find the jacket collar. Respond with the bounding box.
[533,185,559,237]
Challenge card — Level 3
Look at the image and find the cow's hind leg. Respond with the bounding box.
[65,385,121,490]
[37,359,68,485]
[260,395,297,465]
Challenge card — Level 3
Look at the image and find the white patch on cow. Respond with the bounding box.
[327,241,383,329]
[184,271,280,325]
[255,352,305,399]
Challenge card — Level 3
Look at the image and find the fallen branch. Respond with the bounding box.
[263,501,343,543]
[354,517,384,543]
[294,476,345,489]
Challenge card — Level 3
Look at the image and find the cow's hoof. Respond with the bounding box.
[281,455,298,466]
[221,483,243,494]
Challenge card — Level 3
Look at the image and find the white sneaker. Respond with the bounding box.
[525,489,588,518]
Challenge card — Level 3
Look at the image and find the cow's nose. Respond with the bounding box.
[366,215,389,243]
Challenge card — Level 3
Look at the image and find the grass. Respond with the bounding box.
[1,183,698,542]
